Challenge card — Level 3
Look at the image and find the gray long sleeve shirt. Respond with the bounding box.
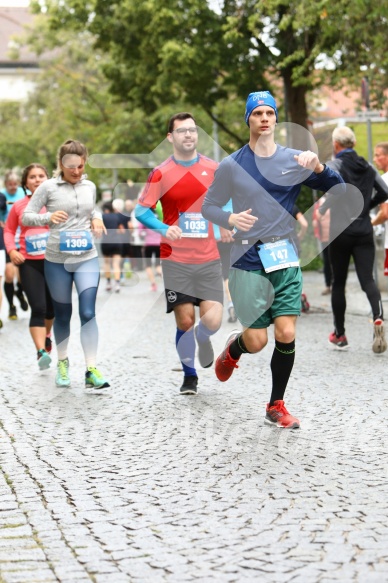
[22,175,102,264]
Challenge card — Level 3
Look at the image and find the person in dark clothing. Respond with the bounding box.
[320,126,388,353]
[101,201,125,293]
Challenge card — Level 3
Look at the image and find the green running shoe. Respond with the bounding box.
[37,349,52,370]
[85,367,110,390]
[56,358,70,388]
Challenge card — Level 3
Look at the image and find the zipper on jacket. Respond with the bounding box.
[72,185,79,220]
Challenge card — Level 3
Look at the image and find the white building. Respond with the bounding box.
[0,7,38,102]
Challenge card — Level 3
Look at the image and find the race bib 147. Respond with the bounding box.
[257,239,299,273]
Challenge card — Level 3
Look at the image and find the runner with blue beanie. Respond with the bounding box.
[202,90,344,428]
[245,91,278,125]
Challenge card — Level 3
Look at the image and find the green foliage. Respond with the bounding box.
[352,122,388,161]
[30,0,270,137]
[29,0,387,136]
[3,0,387,208]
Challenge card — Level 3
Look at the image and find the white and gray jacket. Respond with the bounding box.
[22,175,102,264]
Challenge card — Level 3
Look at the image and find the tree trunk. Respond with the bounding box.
[283,69,313,150]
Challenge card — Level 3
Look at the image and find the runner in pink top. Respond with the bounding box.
[4,163,54,370]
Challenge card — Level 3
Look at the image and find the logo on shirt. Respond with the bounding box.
[201,171,208,176]
[281,170,292,175]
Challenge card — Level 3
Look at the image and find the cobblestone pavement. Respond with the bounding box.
[0,268,388,583]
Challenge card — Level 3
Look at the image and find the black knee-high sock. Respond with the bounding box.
[16,281,24,294]
[229,333,251,360]
[269,340,295,406]
[4,281,14,307]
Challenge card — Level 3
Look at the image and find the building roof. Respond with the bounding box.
[0,7,37,67]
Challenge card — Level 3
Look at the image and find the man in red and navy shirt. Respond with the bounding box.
[136,112,224,395]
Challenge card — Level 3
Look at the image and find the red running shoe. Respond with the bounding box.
[215,330,241,382]
[301,293,310,313]
[265,400,300,429]
[328,331,348,350]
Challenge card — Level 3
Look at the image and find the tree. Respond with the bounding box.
[30,0,387,135]
[225,0,387,126]
[29,0,269,144]
[1,15,183,186]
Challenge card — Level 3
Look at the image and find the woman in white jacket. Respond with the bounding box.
[23,139,109,391]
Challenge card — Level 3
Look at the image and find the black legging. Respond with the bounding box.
[322,244,332,288]
[329,231,383,336]
[18,259,54,327]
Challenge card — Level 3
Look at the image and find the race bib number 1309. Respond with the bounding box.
[59,231,93,254]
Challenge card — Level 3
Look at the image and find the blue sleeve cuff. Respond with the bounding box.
[135,204,168,236]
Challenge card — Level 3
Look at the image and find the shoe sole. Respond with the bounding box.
[215,363,235,382]
[373,345,387,354]
[194,326,214,369]
[85,385,110,394]
[180,389,197,395]
[85,382,110,390]
[38,354,52,370]
[264,418,300,429]
[328,340,349,351]
[56,381,71,388]
[372,329,387,354]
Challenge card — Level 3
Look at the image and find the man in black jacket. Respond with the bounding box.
[320,126,388,353]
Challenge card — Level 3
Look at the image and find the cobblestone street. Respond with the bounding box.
[1,269,388,583]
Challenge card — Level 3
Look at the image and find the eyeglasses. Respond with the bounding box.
[172,127,198,134]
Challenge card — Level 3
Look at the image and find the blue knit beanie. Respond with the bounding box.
[244,91,278,125]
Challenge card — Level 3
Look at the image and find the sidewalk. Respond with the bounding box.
[0,269,387,582]
[303,267,388,319]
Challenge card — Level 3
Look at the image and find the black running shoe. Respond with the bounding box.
[179,375,198,395]
[194,325,214,368]
[16,289,28,311]
[8,306,17,320]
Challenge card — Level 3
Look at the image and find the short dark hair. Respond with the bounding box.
[102,201,114,212]
[167,112,196,134]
